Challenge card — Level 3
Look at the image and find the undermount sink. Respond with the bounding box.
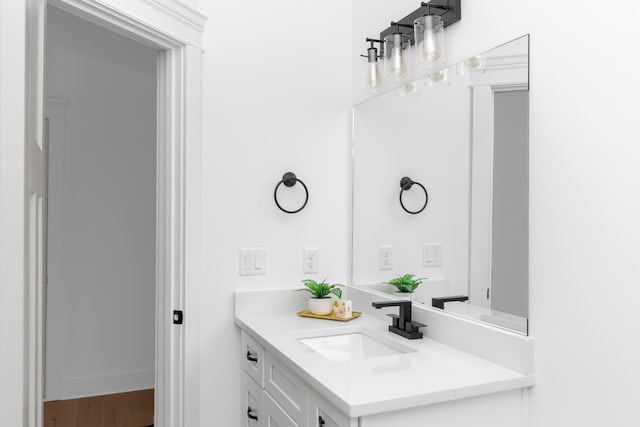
[297,327,415,362]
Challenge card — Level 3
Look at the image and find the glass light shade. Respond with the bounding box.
[384,33,411,81]
[464,55,485,69]
[456,54,486,77]
[364,48,382,90]
[426,68,448,87]
[428,69,446,82]
[414,15,446,72]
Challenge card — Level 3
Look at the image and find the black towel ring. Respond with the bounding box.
[274,172,309,214]
[399,176,428,215]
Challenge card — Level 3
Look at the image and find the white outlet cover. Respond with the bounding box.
[303,247,319,274]
[379,245,393,270]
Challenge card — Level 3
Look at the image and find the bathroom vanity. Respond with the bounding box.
[235,289,534,427]
[235,33,533,427]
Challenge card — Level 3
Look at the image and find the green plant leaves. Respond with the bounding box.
[330,287,342,299]
[387,274,427,293]
[299,279,343,299]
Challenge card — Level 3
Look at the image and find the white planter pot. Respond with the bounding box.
[394,291,416,301]
[308,297,333,315]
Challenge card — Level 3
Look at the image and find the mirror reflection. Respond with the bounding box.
[352,35,529,334]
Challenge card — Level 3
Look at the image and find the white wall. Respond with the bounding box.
[0,1,28,425]
[354,1,640,425]
[45,6,157,399]
[196,0,352,425]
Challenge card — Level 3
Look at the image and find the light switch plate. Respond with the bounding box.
[239,248,267,276]
[422,244,442,268]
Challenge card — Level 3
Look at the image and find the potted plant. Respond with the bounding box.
[387,274,426,295]
[298,279,343,315]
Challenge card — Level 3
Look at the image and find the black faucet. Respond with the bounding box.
[431,295,469,310]
[372,300,425,339]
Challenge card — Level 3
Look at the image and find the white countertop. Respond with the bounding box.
[235,310,534,417]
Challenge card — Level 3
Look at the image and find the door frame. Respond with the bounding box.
[2,1,206,426]
[467,40,528,310]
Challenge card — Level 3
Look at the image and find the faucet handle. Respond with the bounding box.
[406,320,426,334]
[385,313,400,329]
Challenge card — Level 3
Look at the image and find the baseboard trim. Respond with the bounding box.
[46,369,154,401]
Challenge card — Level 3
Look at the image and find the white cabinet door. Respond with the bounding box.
[242,372,265,427]
[265,352,308,426]
[264,391,299,427]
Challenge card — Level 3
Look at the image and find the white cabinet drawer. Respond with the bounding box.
[264,352,308,426]
[242,372,265,427]
[242,330,265,387]
[264,390,299,427]
[308,390,356,427]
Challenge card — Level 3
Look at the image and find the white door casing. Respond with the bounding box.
[26,2,47,427]
[0,1,206,426]
[468,45,528,310]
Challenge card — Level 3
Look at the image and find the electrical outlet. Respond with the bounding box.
[422,244,443,267]
[379,245,393,270]
[303,247,319,274]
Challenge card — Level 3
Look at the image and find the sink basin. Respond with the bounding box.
[297,327,415,362]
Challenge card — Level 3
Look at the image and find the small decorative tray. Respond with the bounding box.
[296,310,361,322]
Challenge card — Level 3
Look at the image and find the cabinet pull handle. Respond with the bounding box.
[246,350,258,363]
[247,406,258,421]
[319,415,325,426]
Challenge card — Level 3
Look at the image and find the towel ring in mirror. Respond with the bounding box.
[399,176,428,215]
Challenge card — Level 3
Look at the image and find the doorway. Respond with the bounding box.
[43,6,158,426]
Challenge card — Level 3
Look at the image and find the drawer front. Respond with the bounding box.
[315,409,344,427]
[308,390,355,427]
[264,390,299,427]
[264,352,308,426]
[241,330,265,387]
[242,372,265,427]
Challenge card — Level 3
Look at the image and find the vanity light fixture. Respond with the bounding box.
[362,0,461,91]
[426,68,448,87]
[414,2,447,72]
[456,54,486,76]
[384,23,412,80]
[464,55,485,70]
[361,38,384,90]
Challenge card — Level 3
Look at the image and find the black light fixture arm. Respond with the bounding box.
[421,1,449,15]
[362,38,385,60]
[379,0,461,44]
[390,21,414,30]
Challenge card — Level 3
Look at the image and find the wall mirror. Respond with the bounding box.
[351,35,529,334]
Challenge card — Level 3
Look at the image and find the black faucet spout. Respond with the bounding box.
[372,300,409,308]
[431,295,469,310]
[372,300,424,339]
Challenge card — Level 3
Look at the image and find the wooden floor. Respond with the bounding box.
[43,389,154,427]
